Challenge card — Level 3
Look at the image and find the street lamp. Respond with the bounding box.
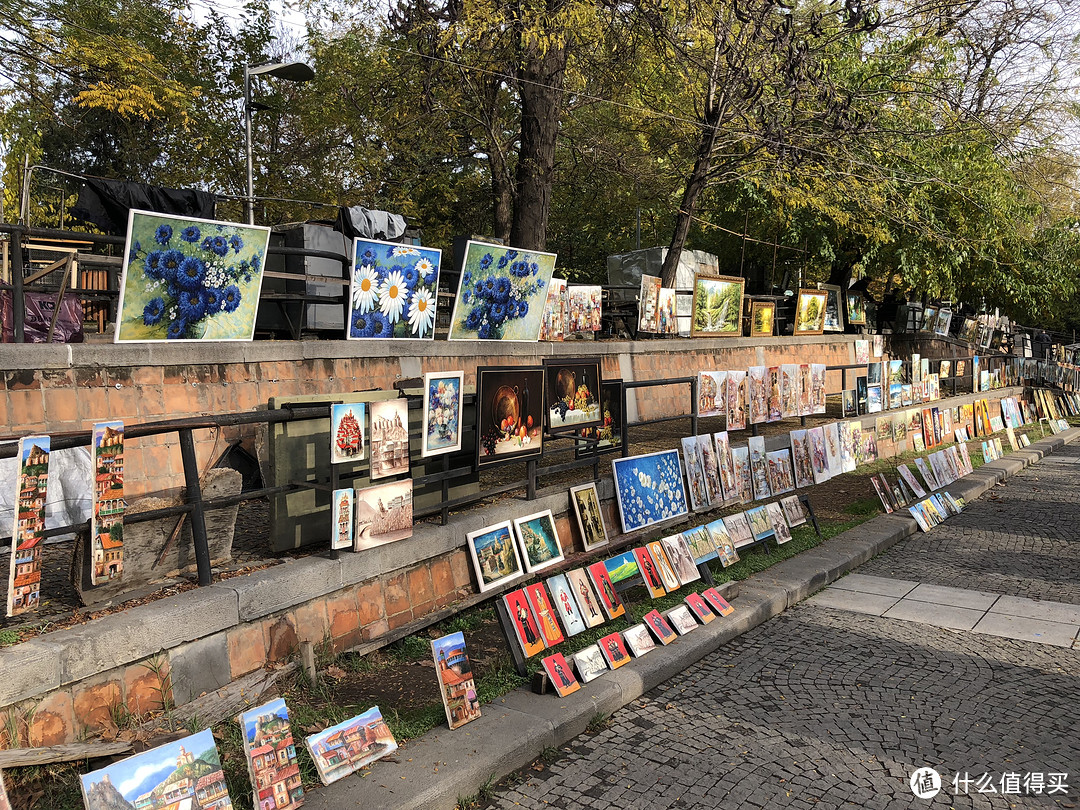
[244,60,315,224]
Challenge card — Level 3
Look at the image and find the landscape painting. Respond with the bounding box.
[690,274,745,337]
[331,402,365,464]
[422,371,463,457]
[305,706,397,785]
[353,479,413,549]
[512,509,565,574]
[239,698,303,809]
[612,450,689,533]
[432,631,482,729]
[476,365,545,467]
[8,435,49,617]
[793,289,827,336]
[348,238,440,339]
[465,520,523,592]
[91,420,125,585]
[604,549,640,584]
[750,301,775,336]
[368,398,410,480]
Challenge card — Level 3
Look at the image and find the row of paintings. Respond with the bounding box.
[696,365,827,427]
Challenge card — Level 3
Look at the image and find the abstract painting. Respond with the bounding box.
[331,403,365,464]
[611,450,688,533]
[239,698,303,809]
[353,479,413,550]
[690,274,745,337]
[476,365,545,467]
[422,371,463,457]
[542,652,581,696]
[565,568,606,627]
[504,588,546,658]
[116,210,269,342]
[91,421,125,585]
[465,520,523,593]
[545,573,586,636]
[525,582,566,647]
[306,707,397,785]
[349,238,440,339]
[369,398,410,480]
[793,289,827,336]
[432,631,482,729]
[331,488,354,550]
[545,357,603,433]
[8,435,49,617]
[512,509,565,574]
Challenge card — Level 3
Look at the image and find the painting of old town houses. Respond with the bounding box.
[368,398,410,480]
[512,509,565,574]
[304,706,398,786]
[80,728,233,810]
[465,520,524,593]
[353,479,413,550]
[330,403,365,464]
[332,488,354,550]
[239,698,304,809]
[8,435,49,617]
[91,421,125,585]
[432,631,482,729]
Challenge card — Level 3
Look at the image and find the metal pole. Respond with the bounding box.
[244,66,255,225]
[12,227,25,343]
[179,428,213,586]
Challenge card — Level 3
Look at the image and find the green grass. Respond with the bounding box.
[0,629,20,647]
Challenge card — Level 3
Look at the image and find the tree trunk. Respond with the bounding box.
[490,148,513,241]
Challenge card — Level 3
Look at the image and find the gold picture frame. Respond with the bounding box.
[750,301,775,336]
[690,273,745,337]
[793,289,827,336]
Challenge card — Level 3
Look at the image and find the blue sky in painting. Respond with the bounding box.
[241,697,290,744]
[81,728,216,801]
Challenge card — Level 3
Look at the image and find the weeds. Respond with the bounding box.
[0,628,19,647]
[586,712,611,733]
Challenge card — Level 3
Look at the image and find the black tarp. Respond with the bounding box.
[70,178,217,235]
[334,206,407,242]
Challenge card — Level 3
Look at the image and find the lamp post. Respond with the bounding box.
[244,60,315,224]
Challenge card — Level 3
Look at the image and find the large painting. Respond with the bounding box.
[476,365,545,467]
[91,421,125,585]
[348,238,441,339]
[353,479,413,549]
[8,435,49,617]
[448,241,556,341]
[690,274,745,337]
[116,210,269,342]
[422,371,463,457]
[239,698,304,809]
[544,357,603,433]
[612,449,689,533]
[305,707,397,785]
[793,289,827,336]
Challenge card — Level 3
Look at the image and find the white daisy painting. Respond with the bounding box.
[348,238,441,340]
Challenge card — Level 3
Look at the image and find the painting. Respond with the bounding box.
[765,502,792,545]
[767,366,782,422]
[539,277,568,341]
[348,238,440,339]
[353,479,413,550]
[781,364,799,418]
[476,365,545,467]
[808,428,830,483]
[587,561,626,620]
[611,450,688,533]
[645,540,682,592]
[685,592,714,624]
[569,482,609,551]
[690,274,745,336]
[512,509,565,574]
[525,582,566,647]
[780,495,808,527]
[598,631,632,669]
[790,429,815,489]
[638,274,661,333]
[305,707,397,785]
[239,698,303,809]
[855,339,870,365]
[793,289,827,336]
[643,609,677,645]
[623,624,657,658]
[572,644,609,683]
[465,520,523,593]
[935,308,953,336]
[748,436,771,501]
[331,403,365,464]
[331,488,354,550]
[765,449,795,495]
[91,421,125,585]
[748,366,769,425]
[422,371,463,457]
[820,284,844,331]
[698,370,728,418]
[750,300,775,336]
[545,573,587,636]
[660,533,700,585]
[604,549,640,585]
[824,422,842,473]
[811,364,827,413]
[633,546,667,598]
[568,285,602,332]
[504,588,546,658]
[798,364,814,416]
[867,384,883,414]
[665,604,699,635]
[116,211,269,342]
[847,291,867,325]
[727,370,748,430]
[703,587,735,617]
[702,518,738,567]
[542,652,581,696]
[697,436,725,507]
[0,771,8,810]
[731,445,753,503]
[431,631,482,729]
[565,568,606,627]
[81,728,234,809]
[576,379,623,457]
[746,505,774,541]
[369,399,410,480]
[723,512,754,548]
[713,431,738,505]
[544,357,603,433]
[658,287,678,334]
[681,436,710,510]
[8,435,49,617]
[842,389,856,417]
[448,241,556,341]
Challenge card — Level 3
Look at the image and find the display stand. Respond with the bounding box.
[496,598,531,678]
[800,494,824,538]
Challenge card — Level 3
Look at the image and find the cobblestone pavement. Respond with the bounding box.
[486,453,1080,809]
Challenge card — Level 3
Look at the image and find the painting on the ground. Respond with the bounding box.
[623,623,657,657]
[703,587,735,616]
[643,608,676,644]
[542,652,581,696]
[331,403,365,464]
[353,479,413,549]
[638,274,661,333]
[369,398,410,480]
[465,520,523,593]
[305,706,397,785]
[8,435,49,617]
[512,509,565,574]
[545,357,603,432]
[116,210,269,342]
[448,241,555,341]
[568,285,602,332]
[91,421,125,585]
[239,698,303,809]
[422,371,463,457]
[81,728,233,809]
[526,582,566,647]
[685,592,714,623]
[665,604,699,634]
[348,238,440,339]
[612,450,688,533]
[432,631,482,729]
[572,644,609,682]
[793,289,827,336]
[476,365,545,467]
[691,274,744,337]
[505,588,546,658]
[598,630,632,669]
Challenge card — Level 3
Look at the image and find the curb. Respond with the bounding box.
[302,427,1079,810]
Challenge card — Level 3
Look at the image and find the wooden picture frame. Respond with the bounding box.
[569,482,609,550]
[846,291,867,325]
[819,283,844,332]
[793,289,827,336]
[475,365,545,468]
[465,520,524,593]
[749,301,775,336]
[543,356,603,434]
[690,273,745,337]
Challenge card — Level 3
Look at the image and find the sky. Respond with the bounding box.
[81,728,218,802]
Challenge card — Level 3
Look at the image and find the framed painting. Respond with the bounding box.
[633,546,667,598]
[512,509,565,574]
[691,274,745,337]
[448,241,556,341]
[538,277,568,341]
[572,644,609,683]
[793,289,827,336]
[369,398,410,480]
[504,588,546,658]
[421,370,464,458]
[698,370,727,418]
[465,520,523,593]
[115,210,269,342]
[568,482,609,551]
[8,435,49,617]
[567,284,603,332]
[240,698,304,809]
[525,582,565,647]
[332,488,354,550]
[432,631,482,729]
[587,561,626,620]
[348,238,440,339]
[476,365,545,468]
[544,356,603,433]
[354,479,413,550]
[565,568,606,627]
[847,291,867,325]
[921,306,939,334]
[331,402,365,464]
[935,308,953,337]
[611,449,689,533]
[820,284,844,331]
[750,300,775,336]
[542,652,581,696]
[638,274,661,333]
[545,573,587,636]
[576,379,623,457]
[91,421,125,585]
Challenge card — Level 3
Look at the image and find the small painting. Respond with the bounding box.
[854,339,870,365]
[448,241,556,341]
[935,309,952,336]
[597,631,632,669]
[604,549,640,585]
[691,274,745,336]
[765,449,795,495]
[611,450,689,533]
[542,652,581,696]
[811,364,827,413]
[465,520,523,593]
[544,357,603,433]
[422,371,463,458]
[781,364,799,418]
[682,524,717,564]
[661,533,700,585]
[702,587,735,617]
[115,211,269,342]
[873,335,884,356]
[348,238,440,339]
[432,631,482,729]
[576,379,623,457]
[504,588,546,658]
[91,421,125,585]
[587,561,626,620]
[353,479,413,550]
[698,370,728,418]
[713,431,738,505]
[332,488,354,550]
[665,604,699,635]
[790,429,815,489]
[306,707,397,785]
[623,624,657,657]
[798,364,814,416]
[748,436,771,500]
[331,403,365,464]
[705,518,739,567]
[539,277,568,341]
[767,366,782,422]
[525,582,566,647]
[633,546,667,598]
[545,573,587,636]
[847,291,867,325]
[239,698,303,809]
[369,398,410,480]
[748,366,769,425]
[750,300,775,336]
[824,422,842,472]
[746,505,774,541]
[512,509,565,574]
[731,446,753,503]
[643,609,677,645]
[820,284,844,331]
[568,482,609,551]
[8,435,49,617]
[794,288,827,336]
[572,644,609,683]
[568,285,603,332]
[842,389,857,417]
[726,370,748,430]
[682,436,710,510]
[565,568,606,627]
[685,592,714,624]
[658,287,678,334]
[81,728,234,809]
[476,365,545,468]
[638,274,661,333]
[765,501,792,544]
[645,540,682,592]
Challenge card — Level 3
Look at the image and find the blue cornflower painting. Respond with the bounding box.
[116,210,270,342]
[448,241,557,341]
[349,238,441,340]
[611,449,689,534]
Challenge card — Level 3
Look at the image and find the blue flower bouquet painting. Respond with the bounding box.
[612,449,689,534]
[349,238,441,339]
[448,241,557,341]
[115,210,270,342]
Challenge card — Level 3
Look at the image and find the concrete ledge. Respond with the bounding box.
[228,556,343,621]
[0,639,64,705]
